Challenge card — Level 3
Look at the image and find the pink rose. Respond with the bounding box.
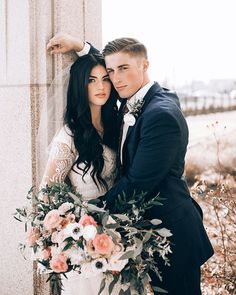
[93,234,115,256]
[43,210,62,230]
[43,247,51,260]
[79,214,97,228]
[86,240,100,259]
[50,253,68,273]
[27,227,40,246]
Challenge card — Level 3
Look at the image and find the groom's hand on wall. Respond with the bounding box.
[47,32,84,54]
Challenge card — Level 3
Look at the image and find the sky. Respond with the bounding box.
[102,0,236,87]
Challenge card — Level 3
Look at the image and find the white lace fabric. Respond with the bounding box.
[41,125,117,200]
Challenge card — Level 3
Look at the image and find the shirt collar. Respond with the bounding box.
[126,81,154,111]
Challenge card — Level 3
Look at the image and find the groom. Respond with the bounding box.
[47,34,214,295]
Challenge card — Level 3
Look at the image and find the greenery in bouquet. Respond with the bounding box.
[14,183,172,295]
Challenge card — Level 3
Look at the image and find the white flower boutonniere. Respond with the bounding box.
[124,113,136,126]
[124,99,145,127]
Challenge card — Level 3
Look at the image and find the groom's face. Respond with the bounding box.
[105,52,148,99]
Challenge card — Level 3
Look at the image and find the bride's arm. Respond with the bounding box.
[40,141,75,188]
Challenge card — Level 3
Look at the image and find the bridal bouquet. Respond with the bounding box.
[14,183,172,295]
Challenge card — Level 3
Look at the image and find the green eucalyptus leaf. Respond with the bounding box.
[62,243,73,252]
[98,277,106,295]
[143,231,152,243]
[102,212,109,226]
[113,214,130,221]
[150,219,162,225]
[105,229,120,241]
[105,223,119,229]
[108,274,120,294]
[68,192,82,204]
[152,286,168,293]
[119,250,135,260]
[86,203,106,213]
[13,216,22,222]
[157,228,172,237]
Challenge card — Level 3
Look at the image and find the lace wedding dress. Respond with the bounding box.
[41,126,122,295]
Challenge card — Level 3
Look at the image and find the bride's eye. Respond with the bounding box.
[88,78,96,83]
[103,77,110,82]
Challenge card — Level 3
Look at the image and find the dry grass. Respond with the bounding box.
[185,122,236,294]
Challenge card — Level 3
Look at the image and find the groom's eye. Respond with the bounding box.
[103,76,110,82]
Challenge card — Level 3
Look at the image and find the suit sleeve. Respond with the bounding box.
[105,111,181,206]
[88,43,100,54]
[76,42,100,56]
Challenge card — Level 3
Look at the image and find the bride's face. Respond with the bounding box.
[87,65,111,107]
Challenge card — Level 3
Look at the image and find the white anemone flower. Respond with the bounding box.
[64,223,83,240]
[91,258,108,273]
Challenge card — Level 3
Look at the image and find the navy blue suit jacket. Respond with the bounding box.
[88,45,214,270]
[106,82,214,269]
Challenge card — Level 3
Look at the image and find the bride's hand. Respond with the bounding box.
[47,32,85,54]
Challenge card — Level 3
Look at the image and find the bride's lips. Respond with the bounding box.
[95,93,106,98]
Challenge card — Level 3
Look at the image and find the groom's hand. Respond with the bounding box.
[47,32,84,54]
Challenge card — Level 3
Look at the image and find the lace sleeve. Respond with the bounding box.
[40,141,76,187]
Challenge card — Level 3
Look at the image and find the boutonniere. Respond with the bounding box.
[124,99,144,127]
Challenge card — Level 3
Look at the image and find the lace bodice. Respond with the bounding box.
[41,126,117,200]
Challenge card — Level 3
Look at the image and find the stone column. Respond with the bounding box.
[0,1,102,294]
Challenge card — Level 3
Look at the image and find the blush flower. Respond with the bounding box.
[43,210,62,230]
[50,253,68,273]
[93,234,115,256]
[79,214,97,227]
[27,227,40,246]
[58,202,74,215]
[43,247,51,260]
[85,240,100,259]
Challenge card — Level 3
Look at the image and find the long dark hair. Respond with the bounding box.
[64,54,118,190]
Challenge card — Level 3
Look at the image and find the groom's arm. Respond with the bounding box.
[46,33,99,55]
[105,110,181,208]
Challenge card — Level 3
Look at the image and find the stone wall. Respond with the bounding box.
[0,1,102,294]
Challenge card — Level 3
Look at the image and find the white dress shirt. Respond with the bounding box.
[120,81,154,163]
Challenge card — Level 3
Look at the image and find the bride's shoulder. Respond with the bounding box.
[53,125,75,151]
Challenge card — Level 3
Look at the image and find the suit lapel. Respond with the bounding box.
[124,82,162,142]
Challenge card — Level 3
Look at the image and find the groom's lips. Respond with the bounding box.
[116,85,127,91]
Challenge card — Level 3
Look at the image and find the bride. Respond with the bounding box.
[40,53,120,294]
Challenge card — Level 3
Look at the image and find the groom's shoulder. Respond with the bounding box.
[147,88,180,114]
[142,86,185,125]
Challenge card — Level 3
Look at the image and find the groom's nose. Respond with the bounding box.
[112,70,122,85]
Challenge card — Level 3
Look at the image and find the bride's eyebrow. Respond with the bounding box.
[89,74,109,78]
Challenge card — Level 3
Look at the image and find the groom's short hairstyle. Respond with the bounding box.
[102,38,148,59]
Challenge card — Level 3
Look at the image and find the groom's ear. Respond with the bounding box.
[143,59,149,72]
